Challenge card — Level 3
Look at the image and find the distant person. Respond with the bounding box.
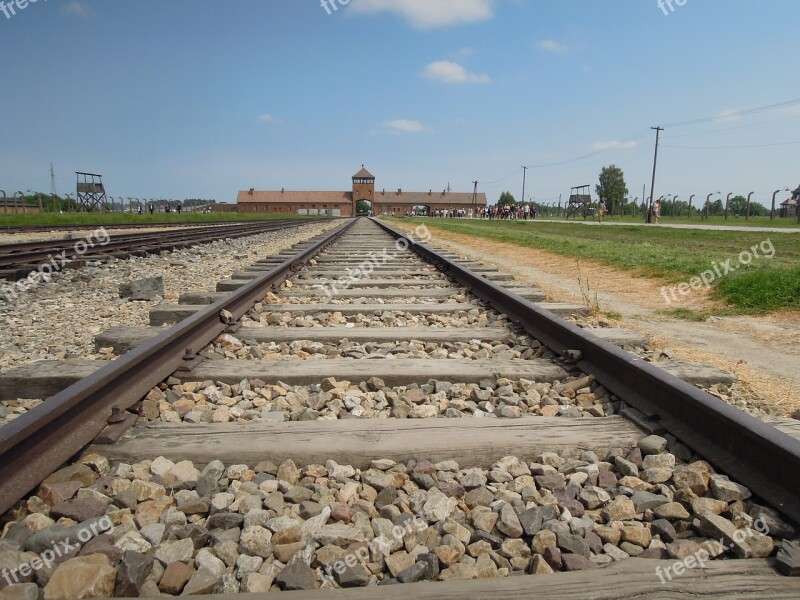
[598,200,607,223]
[176,204,182,215]
[149,203,154,215]
[137,206,143,215]
[653,200,661,224]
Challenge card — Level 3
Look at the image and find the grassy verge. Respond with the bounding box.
[389,217,800,314]
[0,213,325,227]
[717,267,800,312]
[534,215,800,228]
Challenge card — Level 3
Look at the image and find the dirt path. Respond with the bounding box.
[526,219,800,234]
[395,222,800,418]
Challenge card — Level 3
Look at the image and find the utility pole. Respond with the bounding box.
[50,163,57,196]
[647,127,664,223]
[642,184,646,218]
[472,180,478,214]
[521,166,528,208]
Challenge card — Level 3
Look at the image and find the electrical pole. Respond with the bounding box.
[521,166,528,208]
[647,127,663,223]
[642,184,646,218]
[50,163,57,197]
[472,180,478,215]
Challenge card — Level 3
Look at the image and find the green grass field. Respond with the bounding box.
[0,212,326,228]
[389,217,800,314]
[534,214,800,228]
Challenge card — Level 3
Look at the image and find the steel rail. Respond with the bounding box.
[0,220,330,268]
[0,220,293,234]
[373,218,800,524]
[0,220,321,254]
[0,218,356,515]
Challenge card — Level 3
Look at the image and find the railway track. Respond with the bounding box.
[0,221,255,235]
[0,219,329,280]
[0,217,798,598]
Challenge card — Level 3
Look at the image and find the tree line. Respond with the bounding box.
[493,167,799,218]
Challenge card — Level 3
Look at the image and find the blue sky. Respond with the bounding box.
[1,0,799,207]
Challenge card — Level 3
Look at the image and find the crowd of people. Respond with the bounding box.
[144,203,183,215]
[408,204,539,220]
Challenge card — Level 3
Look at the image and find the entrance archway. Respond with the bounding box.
[356,199,373,216]
[412,205,431,216]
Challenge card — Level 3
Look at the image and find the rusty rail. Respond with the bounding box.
[373,218,800,524]
[0,218,356,515]
[0,219,332,270]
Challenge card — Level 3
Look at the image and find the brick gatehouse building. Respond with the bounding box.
[235,167,487,217]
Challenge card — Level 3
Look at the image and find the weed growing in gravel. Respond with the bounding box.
[576,261,602,317]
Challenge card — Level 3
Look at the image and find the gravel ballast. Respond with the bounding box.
[0,436,795,596]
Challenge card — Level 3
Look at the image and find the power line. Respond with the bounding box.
[478,97,800,195]
[662,113,800,140]
[661,139,800,150]
[521,98,800,171]
[523,130,652,169]
[661,98,800,129]
[481,170,519,185]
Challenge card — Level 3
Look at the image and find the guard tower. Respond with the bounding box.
[76,172,109,212]
[566,185,593,220]
[352,165,375,215]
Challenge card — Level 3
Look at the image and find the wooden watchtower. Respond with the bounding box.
[566,185,593,219]
[76,172,109,212]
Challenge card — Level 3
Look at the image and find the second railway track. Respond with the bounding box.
[0,217,798,598]
[0,219,329,279]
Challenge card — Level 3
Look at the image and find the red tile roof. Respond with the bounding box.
[353,167,375,179]
[238,190,353,204]
[238,189,487,206]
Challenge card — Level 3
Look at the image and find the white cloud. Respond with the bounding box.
[714,109,743,123]
[453,47,474,59]
[593,140,637,150]
[383,119,426,134]
[257,114,277,124]
[349,0,494,28]
[422,61,491,84]
[538,40,569,53]
[62,1,92,17]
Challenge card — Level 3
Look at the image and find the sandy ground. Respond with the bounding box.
[392,221,800,418]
